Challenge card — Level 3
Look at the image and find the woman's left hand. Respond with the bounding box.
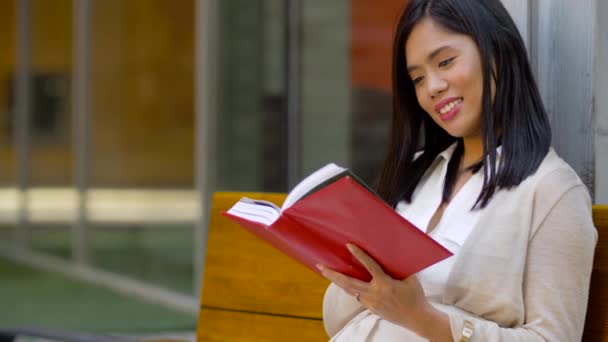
[317,243,436,333]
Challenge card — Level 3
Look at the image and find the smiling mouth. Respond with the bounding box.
[439,97,463,115]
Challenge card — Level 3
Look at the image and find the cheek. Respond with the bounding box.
[447,71,482,114]
[459,64,484,100]
[451,68,475,90]
[415,88,432,114]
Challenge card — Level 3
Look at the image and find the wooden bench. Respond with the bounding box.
[197,192,608,341]
[197,192,329,341]
[584,204,608,341]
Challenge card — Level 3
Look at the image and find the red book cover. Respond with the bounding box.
[223,176,452,282]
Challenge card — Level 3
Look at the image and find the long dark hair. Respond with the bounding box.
[376,0,551,209]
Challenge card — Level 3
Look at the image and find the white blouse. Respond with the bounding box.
[396,143,486,300]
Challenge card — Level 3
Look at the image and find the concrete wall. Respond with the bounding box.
[503,0,597,198]
[595,0,608,203]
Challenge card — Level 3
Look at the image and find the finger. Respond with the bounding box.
[317,264,369,293]
[347,244,384,278]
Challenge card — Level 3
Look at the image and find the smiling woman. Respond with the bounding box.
[320,0,597,341]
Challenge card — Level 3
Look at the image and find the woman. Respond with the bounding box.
[318,0,597,341]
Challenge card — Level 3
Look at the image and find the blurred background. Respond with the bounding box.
[0,0,606,340]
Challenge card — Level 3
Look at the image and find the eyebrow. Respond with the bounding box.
[406,45,452,73]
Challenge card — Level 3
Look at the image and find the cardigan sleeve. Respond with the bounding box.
[443,182,598,341]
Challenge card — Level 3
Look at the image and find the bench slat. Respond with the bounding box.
[197,308,327,341]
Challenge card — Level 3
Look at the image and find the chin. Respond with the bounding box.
[441,122,481,139]
[440,126,466,138]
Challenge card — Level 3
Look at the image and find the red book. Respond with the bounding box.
[223,164,452,282]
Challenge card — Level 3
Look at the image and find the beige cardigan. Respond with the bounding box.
[323,149,598,341]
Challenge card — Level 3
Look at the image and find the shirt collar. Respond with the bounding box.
[437,142,459,161]
[435,142,503,163]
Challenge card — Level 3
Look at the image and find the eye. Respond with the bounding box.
[438,56,456,68]
[411,76,424,86]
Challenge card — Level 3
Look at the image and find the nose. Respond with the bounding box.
[426,72,448,98]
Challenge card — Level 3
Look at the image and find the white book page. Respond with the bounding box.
[281,163,346,210]
[226,198,281,226]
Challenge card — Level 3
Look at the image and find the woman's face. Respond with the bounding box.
[405,17,487,139]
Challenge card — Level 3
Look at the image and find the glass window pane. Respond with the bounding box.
[215,0,402,191]
[349,0,405,184]
[24,0,74,259]
[90,0,196,295]
[0,0,17,244]
[216,0,288,192]
[300,0,404,186]
[300,0,351,178]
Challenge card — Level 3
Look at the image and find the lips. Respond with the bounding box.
[434,96,463,113]
[438,101,462,121]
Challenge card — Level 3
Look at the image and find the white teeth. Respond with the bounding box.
[439,98,462,114]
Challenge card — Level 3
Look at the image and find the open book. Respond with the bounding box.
[224,163,452,281]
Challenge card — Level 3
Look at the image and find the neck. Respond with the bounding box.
[461,136,484,168]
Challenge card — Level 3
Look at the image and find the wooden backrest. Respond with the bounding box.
[197,192,330,342]
[583,205,608,341]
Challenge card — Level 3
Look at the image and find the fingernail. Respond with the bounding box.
[316,264,323,270]
[346,244,355,252]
